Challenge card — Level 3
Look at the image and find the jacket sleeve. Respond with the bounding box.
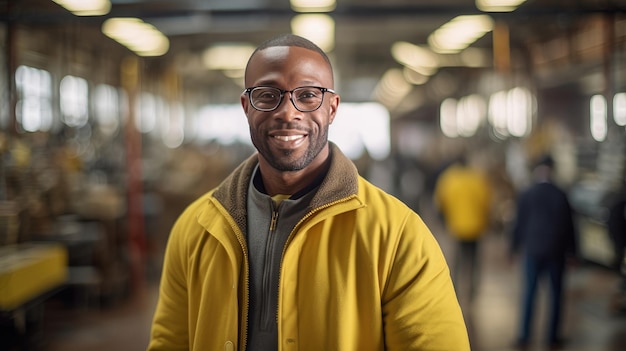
[382,211,470,350]
[563,196,578,257]
[510,192,528,255]
[147,216,190,351]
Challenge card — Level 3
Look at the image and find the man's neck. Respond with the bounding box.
[257,149,331,197]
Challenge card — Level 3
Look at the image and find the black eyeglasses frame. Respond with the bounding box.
[243,86,336,112]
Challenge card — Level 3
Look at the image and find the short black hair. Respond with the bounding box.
[245,34,333,79]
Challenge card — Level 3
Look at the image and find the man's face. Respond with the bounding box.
[241,46,339,172]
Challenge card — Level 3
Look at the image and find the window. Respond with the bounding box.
[60,75,89,128]
[15,65,53,132]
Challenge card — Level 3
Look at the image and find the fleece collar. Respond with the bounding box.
[212,142,359,234]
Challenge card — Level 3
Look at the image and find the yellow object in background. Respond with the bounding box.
[0,243,68,311]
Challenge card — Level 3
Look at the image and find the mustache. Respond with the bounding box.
[267,122,310,132]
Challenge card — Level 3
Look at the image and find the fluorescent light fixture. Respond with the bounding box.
[440,95,487,138]
[102,18,169,56]
[52,0,111,16]
[487,87,535,138]
[202,44,255,71]
[291,14,335,52]
[428,15,494,54]
[391,41,439,76]
[290,0,336,13]
[392,41,490,73]
[476,0,527,12]
[614,92,626,126]
[590,94,607,142]
[507,87,533,137]
[440,98,459,138]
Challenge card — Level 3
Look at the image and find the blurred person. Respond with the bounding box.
[434,153,492,301]
[608,189,626,314]
[147,34,469,351]
[509,154,577,349]
[608,189,626,271]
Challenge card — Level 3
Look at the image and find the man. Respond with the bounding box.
[434,153,492,301]
[510,154,577,349]
[147,34,469,351]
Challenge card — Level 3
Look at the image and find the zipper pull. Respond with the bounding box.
[269,210,279,232]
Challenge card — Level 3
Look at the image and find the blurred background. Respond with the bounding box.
[0,0,625,350]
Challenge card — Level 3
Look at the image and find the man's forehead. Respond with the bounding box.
[255,46,291,61]
[245,45,332,84]
[250,45,324,65]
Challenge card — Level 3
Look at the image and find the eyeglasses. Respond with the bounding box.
[243,86,336,112]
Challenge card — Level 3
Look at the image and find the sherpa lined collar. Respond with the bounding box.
[211,142,359,235]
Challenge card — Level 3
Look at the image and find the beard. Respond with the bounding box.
[252,123,329,172]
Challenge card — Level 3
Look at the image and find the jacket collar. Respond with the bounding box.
[212,142,359,234]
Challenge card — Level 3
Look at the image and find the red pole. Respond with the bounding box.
[121,56,146,294]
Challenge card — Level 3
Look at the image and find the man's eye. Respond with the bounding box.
[297,90,318,99]
[257,91,277,100]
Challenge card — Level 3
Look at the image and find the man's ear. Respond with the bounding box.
[328,93,340,124]
[240,93,248,111]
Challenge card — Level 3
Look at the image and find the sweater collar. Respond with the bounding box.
[251,160,328,200]
[212,142,359,233]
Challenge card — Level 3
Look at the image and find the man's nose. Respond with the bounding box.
[275,92,302,119]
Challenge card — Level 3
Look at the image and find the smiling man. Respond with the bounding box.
[147,34,469,351]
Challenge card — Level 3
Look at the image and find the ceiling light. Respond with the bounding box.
[590,94,608,142]
[476,0,527,12]
[52,0,111,16]
[614,92,626,126]
[102,18,169,56]
[428,15,494,54]
[290,0,336,13]
[291,14,335,52]
[202,44,255,71]
[391,41,439,75]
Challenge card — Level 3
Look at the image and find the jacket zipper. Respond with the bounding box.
[269,209,279,232]
[260,208,279,331]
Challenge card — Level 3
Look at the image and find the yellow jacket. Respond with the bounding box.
[434,164,492,240]
[148,144,469,351]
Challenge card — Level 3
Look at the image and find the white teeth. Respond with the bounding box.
[274,135,304,141]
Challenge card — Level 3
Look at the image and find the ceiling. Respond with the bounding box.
[2,0,626,117]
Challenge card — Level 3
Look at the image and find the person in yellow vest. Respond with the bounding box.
[434,153,492,301]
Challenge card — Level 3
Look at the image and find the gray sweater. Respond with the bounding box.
[245,165,322,350]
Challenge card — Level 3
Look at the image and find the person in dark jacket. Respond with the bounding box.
[608,191,626,270]
[510,154,577,349]
[608,190,626,313]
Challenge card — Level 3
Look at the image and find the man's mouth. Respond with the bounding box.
[273,134,305,141]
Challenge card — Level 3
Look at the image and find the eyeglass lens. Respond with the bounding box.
[250,87,325,112]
